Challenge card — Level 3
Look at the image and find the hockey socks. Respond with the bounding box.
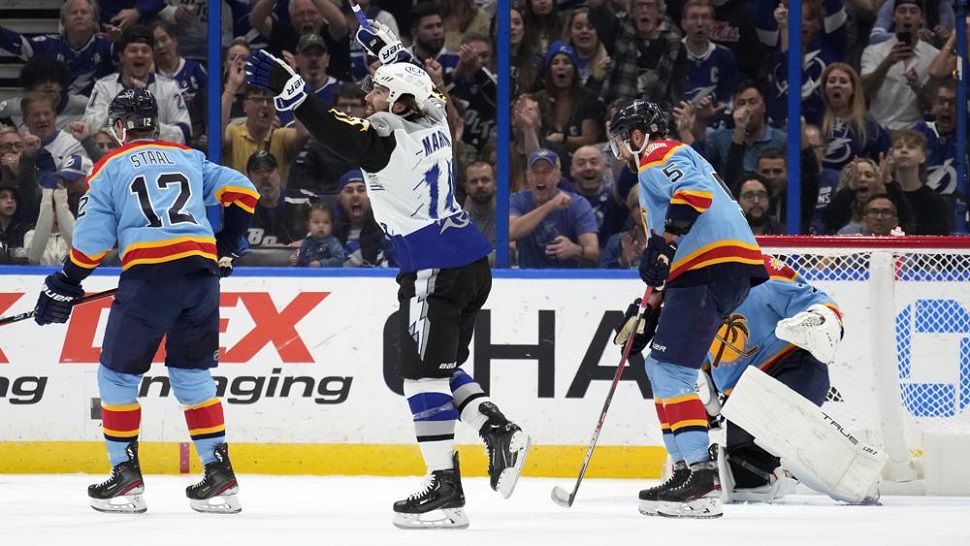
[97,365,143,467]
[648,358,710,465]
[183,398,227,465]
[404,378,458,472]
[654,400,683,462]
[450,368,489,431]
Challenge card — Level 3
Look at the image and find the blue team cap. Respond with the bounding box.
[338,169,365,189]
[528,148,561,168]
[544,41,580,70]
[56,154,92,182]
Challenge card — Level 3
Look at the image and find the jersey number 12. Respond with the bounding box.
[130,173,198,227]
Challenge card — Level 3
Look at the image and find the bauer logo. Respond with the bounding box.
[895,299,970,417]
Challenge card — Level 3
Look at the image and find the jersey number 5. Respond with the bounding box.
[130,173,198,227]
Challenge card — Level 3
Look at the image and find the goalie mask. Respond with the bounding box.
[108,88,158,143]
[361,62,436,114]
[607,99,669,160]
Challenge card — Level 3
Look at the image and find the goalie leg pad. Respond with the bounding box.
[722,366,886,505]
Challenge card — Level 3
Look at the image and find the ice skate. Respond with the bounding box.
[88,442,147,514]
[638,461,690,516]
[393,453,469,529]
[479,401,531,498]
[186,443,241,514]
[656,461,723,519]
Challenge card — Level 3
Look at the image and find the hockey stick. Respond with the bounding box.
[551,284,655,508]
[348,0,372,31]
[0,288,118,327]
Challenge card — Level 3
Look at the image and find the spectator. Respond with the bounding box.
[99,0,165,30]
[804,124,840,233]
[569,145,627,244]
[534,42,606,155]
[279,33,343,128]
[452,34,497,155]
[151,20,208,148]
[0,0,114,96]
[511,6,541,95]
[22,92,90,171]
[221,60,307,185]
[222,37,252,120]
[677,0,739,108]
[290,203,345,267]
[599,185,646,269]
[928,22,969,79]
[509,149,599,268]
[407,2,461,81]
[23,186,74,265]
[523,0,563,55]
[759,0,848,125]
[586,0,621,56]
[737,173,783,235]
[914,78,967,231]
[442,0,491,52]
[249,0,351,81]
[0,128,40,219]
[288,83,361,200]
[462,161,497,264]
[861,0,939,130]
[701,0,764,81]
[748,145,818,233]
[819,62,890,171]
[0,128,26,186]
[602,0,683,105]
[245,151,308,246]
[157,0,221,61]
[345,0,400,82]
[562,7,612,94]
[824,157,909,234]
[888,128,951,234]
[0,56,88,131]
[0,182,29,263]
[511,94,544,191]
[81,25,193,144]
[840,193,902,236]
[870,0,954,46]
[333,169,393,267]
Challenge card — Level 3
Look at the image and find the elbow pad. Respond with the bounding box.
[664,217,695,236]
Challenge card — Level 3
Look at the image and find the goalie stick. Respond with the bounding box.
[551,284,655,508]
[0,288,118,327]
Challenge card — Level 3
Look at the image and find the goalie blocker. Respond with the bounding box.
[722,366,886,504]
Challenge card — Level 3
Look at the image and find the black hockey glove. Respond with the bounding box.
[639,234,677,289]
[216,232,244,278]
[34,272,84,325]
[613,298,662,355]
[244,49,307,111]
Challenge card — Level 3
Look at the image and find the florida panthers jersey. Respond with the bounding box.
[363,105,491,272]
[66,139,258,278]
[708,256,840,394]
[637,140,766,286]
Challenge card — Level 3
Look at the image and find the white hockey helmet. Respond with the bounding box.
[368,62,435,113]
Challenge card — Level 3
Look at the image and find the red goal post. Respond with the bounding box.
[756,236,970,493]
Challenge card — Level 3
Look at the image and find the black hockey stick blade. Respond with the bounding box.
[0,288,118,327]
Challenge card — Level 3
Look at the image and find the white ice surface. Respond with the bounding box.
[1,475,969,546]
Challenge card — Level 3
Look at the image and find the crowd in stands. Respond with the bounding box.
[0,0,966,271]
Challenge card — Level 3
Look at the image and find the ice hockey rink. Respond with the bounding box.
[2,474,968,546]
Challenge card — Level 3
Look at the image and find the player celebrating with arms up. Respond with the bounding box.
[609,100,767,518]
[244,21,529,529]
[33,89,258,514]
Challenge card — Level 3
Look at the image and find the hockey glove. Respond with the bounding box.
[244,49,307,111]
[216,232,245,278]
[613,297,662,354]
[775,304,844,364]
[355,19,410,65]
[34,272,84,325]
[638,234,677,289]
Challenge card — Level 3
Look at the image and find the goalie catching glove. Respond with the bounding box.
[774,304,843,364]
[245,50,307,111]
[613,298,661,354]
[356,20,410,65]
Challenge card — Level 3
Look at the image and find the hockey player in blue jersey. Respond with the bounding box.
[32,88,258,515]
[245,22,530,529]
[609,99,767,518]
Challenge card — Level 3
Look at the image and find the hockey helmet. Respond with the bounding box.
[108,88,158,134]
[363,62,435,113]
[607,99,669,159]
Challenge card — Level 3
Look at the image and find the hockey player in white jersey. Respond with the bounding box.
[245,20,530,529]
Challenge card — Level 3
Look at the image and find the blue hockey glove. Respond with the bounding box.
[613,297,662,354]
[34,272,84,325]
[245,49,307,111]
[355,19,410,65]
[639,234,677,289]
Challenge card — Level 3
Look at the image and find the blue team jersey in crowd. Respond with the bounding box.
[0,28,114,96]
[915,121,969,232]
[162,58,208,105]
[708,256,841,394]
[682,42,739,107]
[637,140,766,285]
[69,139,258,274]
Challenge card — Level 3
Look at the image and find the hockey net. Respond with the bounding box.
[758,236,970,490]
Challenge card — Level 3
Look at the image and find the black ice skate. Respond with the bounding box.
[393,453,469,529]
[655,461,723,519]
[88,442,147,514]
[638,461,690,516]
[479,401,531,498]
[186,443,241,514]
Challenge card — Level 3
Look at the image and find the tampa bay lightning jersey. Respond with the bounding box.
[0,28,114,96]
[915,121,969,233]
[364,103,491,272]
[682,42,738,106]
[708,256,840,394]
[67,139,258,274]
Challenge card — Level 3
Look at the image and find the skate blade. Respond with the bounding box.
[497,431,531,499]
[393,508,469,529]
[90,491,147,514]
[189,487,241,514]
[656,497,723,519]
[637,499,661,517]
